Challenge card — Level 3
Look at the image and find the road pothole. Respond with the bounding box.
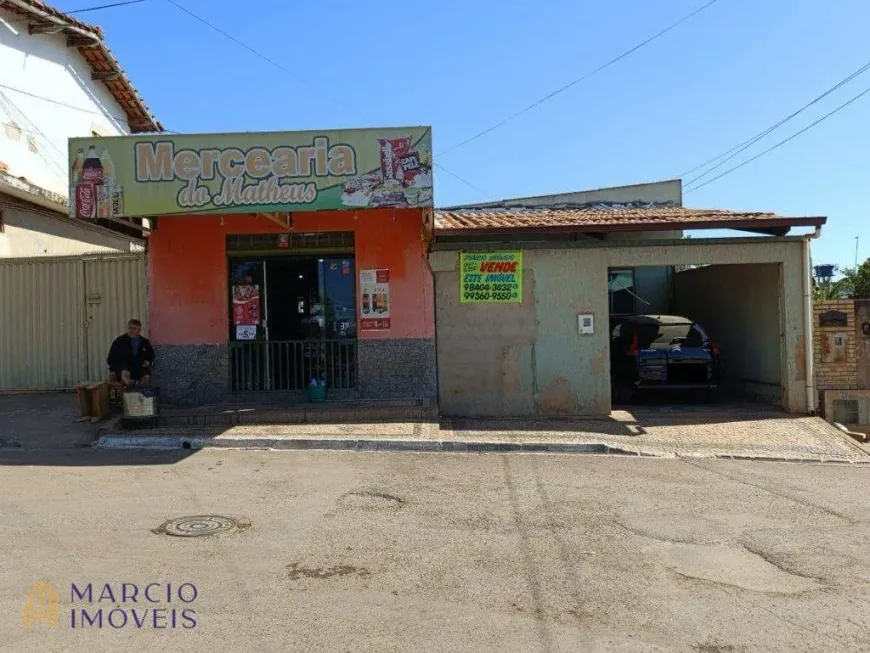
[153,515,249,537]
[618,513,730,545]
[338,490,405,511]
[658,542,820,594]
[287,563,371,581]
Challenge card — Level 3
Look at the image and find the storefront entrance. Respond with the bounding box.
[227,236,357,393]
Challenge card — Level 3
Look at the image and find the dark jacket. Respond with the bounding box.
[107,333,155,377]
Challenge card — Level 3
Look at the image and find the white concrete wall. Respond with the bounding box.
[0,201,142,257]
[0,6,130,198]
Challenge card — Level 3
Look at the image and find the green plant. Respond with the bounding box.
[813,258,870,299]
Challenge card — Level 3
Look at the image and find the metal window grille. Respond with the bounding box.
[833,399,860,425]
[227,232,354,252]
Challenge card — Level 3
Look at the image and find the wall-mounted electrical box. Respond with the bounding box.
[578,314,594,335]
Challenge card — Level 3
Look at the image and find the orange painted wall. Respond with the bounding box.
[147,208,434,345]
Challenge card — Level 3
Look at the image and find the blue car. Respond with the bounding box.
[610,314,722,404]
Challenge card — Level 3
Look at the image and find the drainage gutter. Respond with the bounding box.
[802,226,822,414]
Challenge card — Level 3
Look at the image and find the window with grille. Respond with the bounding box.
[833,399,859,425]
[227,231,354,253]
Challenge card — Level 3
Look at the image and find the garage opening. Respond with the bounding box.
[608,263,784,407]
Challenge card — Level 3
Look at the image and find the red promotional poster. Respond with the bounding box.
[359,269,391,330]
[232,285,261,326]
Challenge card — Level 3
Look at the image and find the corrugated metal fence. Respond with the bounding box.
[0,253,146,390]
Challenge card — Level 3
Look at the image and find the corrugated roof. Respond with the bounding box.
[3,0,161,133]
[434,205,827,234]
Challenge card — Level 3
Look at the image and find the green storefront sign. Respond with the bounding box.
[460,251,523,303]
[68,126,432,219]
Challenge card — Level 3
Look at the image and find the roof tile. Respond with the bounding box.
[434,206,825,233]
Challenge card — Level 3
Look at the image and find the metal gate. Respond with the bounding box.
[0,253,146,390]
[229,340,358,392]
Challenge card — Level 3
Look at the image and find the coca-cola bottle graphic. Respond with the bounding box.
[75,146,102,219]
[97,148,115,218]
[69,148,84,218]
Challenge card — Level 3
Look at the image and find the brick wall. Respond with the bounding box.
[813,300,859,390]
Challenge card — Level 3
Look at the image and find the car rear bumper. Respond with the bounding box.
[636,382,719,391]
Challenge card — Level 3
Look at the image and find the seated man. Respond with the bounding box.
[107,318,155,386]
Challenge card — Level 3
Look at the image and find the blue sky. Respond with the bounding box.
[63,0,868,269]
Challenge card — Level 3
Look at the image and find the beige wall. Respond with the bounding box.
[673,263,782,403]
[0,198,141,258]
[433,238,808,417]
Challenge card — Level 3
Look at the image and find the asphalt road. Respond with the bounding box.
[1,449,869,652]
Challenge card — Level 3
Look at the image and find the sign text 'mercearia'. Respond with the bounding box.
[135,138,357,210]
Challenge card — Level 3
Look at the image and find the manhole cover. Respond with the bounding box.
[157,515,241,537]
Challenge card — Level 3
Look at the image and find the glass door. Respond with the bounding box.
[229,260,266,341]
[228,260,268,391]
[317,257,358,390]
[320,257,357,340]
[228,255,358,392]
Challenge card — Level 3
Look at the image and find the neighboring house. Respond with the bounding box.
[0,0,160,258]
[0,0,157,391]
[431,179,826,418]
[443,180,685,316]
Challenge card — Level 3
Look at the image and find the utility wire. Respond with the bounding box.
[0,91,68,182]
[66,0,147,14]
[680,59,870,184]
[0,82,129,122]
[164,0,361,120]
[161,1,489,200]
[2,0,146,25]
[433,163,489,199]
[437,0,721,157]
[684,84,870,194]
[8,0,488,201]
[163,123,489,200]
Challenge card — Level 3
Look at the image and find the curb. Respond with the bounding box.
[93,435,870,463]
[96,434,644,456]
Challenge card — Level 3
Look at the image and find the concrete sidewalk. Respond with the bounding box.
[98,408,870,463]
[0,392,103,449]
[4,393,866,463]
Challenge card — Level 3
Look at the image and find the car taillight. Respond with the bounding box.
[626,332,639,357]
[708,340,720,356]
